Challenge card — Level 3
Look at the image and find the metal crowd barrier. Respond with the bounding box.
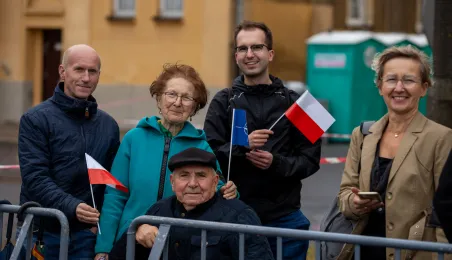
[127,216,452,260]
[0,204,69,260]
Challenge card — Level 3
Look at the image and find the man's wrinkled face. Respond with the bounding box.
[170,165,219,210]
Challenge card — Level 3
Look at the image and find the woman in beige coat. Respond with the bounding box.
[338,45,452,260]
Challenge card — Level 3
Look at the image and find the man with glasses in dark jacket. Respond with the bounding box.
[18,44,120,259]
[203,21,321,259]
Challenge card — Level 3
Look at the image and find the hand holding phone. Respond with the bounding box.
[357,191,382,202]
[351,188,384,215]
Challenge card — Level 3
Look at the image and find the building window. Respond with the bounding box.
[159,0,183,19]
[346,0,367,27]
[113,0,136,18]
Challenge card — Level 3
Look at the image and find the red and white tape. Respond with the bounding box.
[1,158,346,170]
[0,165,20,170]
[320,157,347,164]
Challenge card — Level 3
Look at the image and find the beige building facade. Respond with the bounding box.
[0,0,235,128]
[0,0,423,128]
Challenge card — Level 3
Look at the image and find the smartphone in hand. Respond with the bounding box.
[357,191,382,202]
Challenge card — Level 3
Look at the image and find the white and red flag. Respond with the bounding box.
[85,153,128,193]
[284,91,335,143]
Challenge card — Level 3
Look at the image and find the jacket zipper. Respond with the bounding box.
[80,125,86,151]
[82,107,90,152]
[157,137,171,201]
[260,95,265,127]
[81,108,88,152]
[81,112,95,216]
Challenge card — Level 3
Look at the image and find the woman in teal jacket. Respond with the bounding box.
[94,64,238,258]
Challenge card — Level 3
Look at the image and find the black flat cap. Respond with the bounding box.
[168,147,217,172]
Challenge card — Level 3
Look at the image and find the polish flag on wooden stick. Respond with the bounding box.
[285,91,335,143]
[85,153,128,193]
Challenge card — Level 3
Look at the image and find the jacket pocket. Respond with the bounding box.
[408,212,427,242]
[406,209,429,259]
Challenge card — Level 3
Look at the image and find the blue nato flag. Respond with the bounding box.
[231,108,249,147]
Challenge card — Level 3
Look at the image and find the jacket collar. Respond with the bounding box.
[172,192,218,219]
[50,82,98,119]
[368,111,426,135]
[232,74,286,95]
[136,116,206,139]
[360,111,427,191]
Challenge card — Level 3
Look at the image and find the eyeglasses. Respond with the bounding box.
[235,44,269,55]
[163,92,195,106]
[382,76,421,88]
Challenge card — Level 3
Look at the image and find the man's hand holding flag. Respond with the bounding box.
[85,153,129,234]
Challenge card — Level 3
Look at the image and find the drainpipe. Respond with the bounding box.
[232,0,245,78]
[236,0,244,25]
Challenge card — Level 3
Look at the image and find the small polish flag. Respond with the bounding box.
[85,153,129,193]
[285,91,335,143]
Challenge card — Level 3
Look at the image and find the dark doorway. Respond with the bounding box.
[42,29,62,101]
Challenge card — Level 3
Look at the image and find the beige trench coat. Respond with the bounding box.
[337,112,452,260]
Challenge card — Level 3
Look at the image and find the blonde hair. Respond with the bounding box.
[371,45,432,88]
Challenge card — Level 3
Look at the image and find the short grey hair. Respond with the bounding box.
[371,45,433,88]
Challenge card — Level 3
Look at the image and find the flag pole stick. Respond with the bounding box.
[269,113,285,131]
[227,109,236,182]
[89,184,102,235]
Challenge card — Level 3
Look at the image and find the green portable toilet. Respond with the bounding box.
[373,32,408,49]
[374,32,432,56]
[407,34,432,57]
[306,31,387,141]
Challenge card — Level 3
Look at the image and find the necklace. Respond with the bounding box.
[390,127,406,138]
[392,128,407,138]
[389,115,415,138]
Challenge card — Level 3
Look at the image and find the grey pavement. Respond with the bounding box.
[302,143,348,230]
[0,122,19,144]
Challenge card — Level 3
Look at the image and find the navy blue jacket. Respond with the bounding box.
[18,83,120,233]
[110,193,274,260]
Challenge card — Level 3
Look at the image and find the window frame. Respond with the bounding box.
[113,0,136,19]
[159,0,184,19]
[346,0,367,27]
